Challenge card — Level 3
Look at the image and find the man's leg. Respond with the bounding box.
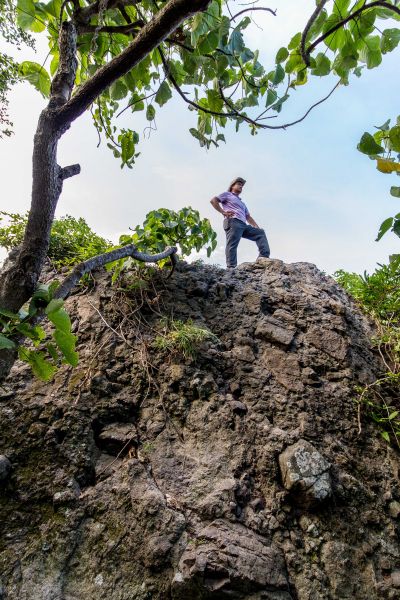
[242,224,270,258]
[224,218,245,267]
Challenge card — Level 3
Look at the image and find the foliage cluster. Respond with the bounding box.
[110,207,217,281]
[335,256,400,448]
[154,317,218,359]
[357,115,400,240]
[0,281,78,381]
[0,211,111,267]
[14,0,400,167]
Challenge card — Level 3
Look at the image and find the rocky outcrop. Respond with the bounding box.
[0,258,399,599]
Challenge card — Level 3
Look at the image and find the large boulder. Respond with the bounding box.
[0,259,398,600]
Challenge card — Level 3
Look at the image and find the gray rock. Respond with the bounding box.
[97,423,137,455]
[172,520,290,599]
[255,316,296,347]
[279,440,331,507]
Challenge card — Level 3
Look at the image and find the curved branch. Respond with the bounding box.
[301,0,329,66]
[305,1,400,62]
[230,7,277,21]
[78,20,144,35]
[54,245,178,300]
[219,80,341,130]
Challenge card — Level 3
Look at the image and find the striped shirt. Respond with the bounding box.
[217,192,249,223]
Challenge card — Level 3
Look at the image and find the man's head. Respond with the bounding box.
[229,177,246,194]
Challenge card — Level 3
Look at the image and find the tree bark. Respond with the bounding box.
[0,0,211,380]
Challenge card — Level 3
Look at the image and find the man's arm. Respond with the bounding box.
[247,214,260,228]
[210,197,234,218]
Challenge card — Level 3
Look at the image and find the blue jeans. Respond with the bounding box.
[224,218,270,268]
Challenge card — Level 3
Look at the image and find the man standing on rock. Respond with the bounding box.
[210,177,270,268]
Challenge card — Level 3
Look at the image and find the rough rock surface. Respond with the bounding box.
[279,440,331,508]
[0,258,399,600]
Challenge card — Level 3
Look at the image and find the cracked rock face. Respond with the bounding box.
[279,440,331,507]
[1,259,399,600]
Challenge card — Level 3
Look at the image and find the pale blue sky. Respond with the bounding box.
[1,1,399,274]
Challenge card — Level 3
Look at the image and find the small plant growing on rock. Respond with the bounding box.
[335,257,400,449]
[153,318,218,360]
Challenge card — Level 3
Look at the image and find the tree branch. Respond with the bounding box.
[49,20,78,109]
[54,245,178,300]
[60,164,81,179]
[304,1,400,62]
[58,0,211,127]
[78,20,144,35]
[300,0,329,66]
[230,7,277,21]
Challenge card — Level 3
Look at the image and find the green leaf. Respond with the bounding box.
[265,88,278,107]
[0,307,20,320]
[311,53,331,76]
[322,14,348,50]
[45,298,64,315]
[275,47,289,63]
[380,28,400,54]
[376,217,394,241]
[47,307,71,333]
[110,80,128,100]
[155,81,172,107]
[146,104,156,121]
[359,36,382,69]
[272,64,285,85]
[46,342,59,362]
[375,119,391,131]
[390,186,400,198]
[0,334,16,350]
[332,0,350,16]
[381,430,390,443]
[18,347,57,381]
[19,61,51,98]
[389,126,400,152]
[357,132,384,155]
[285,52,304,74]
[17,0,46,32]
[389,411,399,420]
[228,28,245,54]
[288,32,301,50]
[53,330,78,366]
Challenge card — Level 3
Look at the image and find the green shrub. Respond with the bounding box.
[0,211,111,267]
[109,207,217,281]
[334,255,400,323]
[335,256,400,448]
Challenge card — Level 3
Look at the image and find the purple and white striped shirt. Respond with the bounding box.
[217,192,249,223]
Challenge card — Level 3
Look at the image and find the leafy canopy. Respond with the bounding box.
[0,211,111,267]
[14,0,400,166]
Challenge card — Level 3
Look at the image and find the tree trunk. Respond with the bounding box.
[0,0,211,381]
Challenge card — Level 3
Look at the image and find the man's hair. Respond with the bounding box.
[228,177,246,191]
